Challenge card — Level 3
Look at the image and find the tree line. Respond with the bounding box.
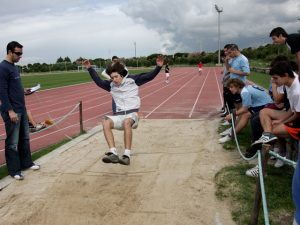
[18,43,293,73]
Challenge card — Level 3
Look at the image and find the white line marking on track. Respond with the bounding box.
[188,68,210,118]
[145,72,199,118]
[214,68,224,107]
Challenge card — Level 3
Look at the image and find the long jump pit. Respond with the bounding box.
[0,119,238,225]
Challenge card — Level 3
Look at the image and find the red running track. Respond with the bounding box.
[0,66,224,165]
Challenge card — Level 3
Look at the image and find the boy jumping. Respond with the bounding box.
[82,55,164,165]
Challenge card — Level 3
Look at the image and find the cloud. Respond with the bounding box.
[0,1,162,64]
[0,0,299,64]
[123,0,300,53]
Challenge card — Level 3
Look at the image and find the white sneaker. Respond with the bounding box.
[220,127,232,136]
[13,173,24,180]
[220,111,228,117]
[221,120,230,126]
[270,146,280,160]
[218,108,225,113]
[30,164,40,170]
[218,135,232,144]
[274,159,284,168]
[246,165,259,177]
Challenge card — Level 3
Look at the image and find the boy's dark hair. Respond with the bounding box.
[270,55,289,67]
[269,61,294,78]
[269,27,288,38]
[6,41,23,54]
[226,78,245,89]
[106,62,128,77]
[223,44,232,49]
[270,55,298,72]
[229,44,239,51]
[111,56,119,61]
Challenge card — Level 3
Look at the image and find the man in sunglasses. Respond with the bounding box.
[0,41,40,181]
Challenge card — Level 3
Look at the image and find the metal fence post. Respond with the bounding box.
[79,101,84,134]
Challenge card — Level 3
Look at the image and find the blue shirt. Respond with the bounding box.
[0,60,26,113]
[229,54,250,83]
[241,85,273,110]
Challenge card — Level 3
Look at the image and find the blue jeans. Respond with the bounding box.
[1,111,33,176]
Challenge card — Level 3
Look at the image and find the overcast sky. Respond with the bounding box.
[0,0,299,64]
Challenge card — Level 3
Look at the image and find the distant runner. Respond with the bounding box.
[198,61,203,75]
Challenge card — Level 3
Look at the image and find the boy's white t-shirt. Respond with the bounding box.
[276,73,300,112]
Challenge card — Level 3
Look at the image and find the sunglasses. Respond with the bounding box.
[13,51,23,56]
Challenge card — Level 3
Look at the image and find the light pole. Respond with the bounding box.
[134,41,138,68]
[215,4,223,66]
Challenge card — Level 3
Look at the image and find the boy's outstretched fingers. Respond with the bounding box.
[82,59,91,69]
[156,55,164,66]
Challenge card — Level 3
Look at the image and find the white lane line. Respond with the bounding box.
[145,72,199,118]
[214,67,224,107]
[188,68,211,118]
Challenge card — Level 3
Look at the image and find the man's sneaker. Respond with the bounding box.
[119,155,130,165]
[35,123,46,131]
[274,159,284,168]
[220,111,228,117]
[218,135,232,144]
[102,152,119,163]
[13,173,24,180]
[270,145,280,160]
[251,133,278,147]
[221,120,231,126]
[220,127,232,136]
[246,165,259,177]
[218,108,225,113]
[30,164,40,170]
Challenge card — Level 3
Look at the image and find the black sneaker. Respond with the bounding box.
[119,155,130,165]
[102,152,119,163]
[245,144,261,158]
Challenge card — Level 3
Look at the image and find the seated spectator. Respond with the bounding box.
[245,56,292,159]
[246,60,300,176]
[219,78,273,143]
[252,61,300,145]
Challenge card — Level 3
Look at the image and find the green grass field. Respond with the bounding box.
[248,71,271,89]
[21,69,151,89]
[21,68,272,91]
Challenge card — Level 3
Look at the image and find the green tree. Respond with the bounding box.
[56,57,64,63]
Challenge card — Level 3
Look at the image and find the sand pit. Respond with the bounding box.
[0,119,238,225]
